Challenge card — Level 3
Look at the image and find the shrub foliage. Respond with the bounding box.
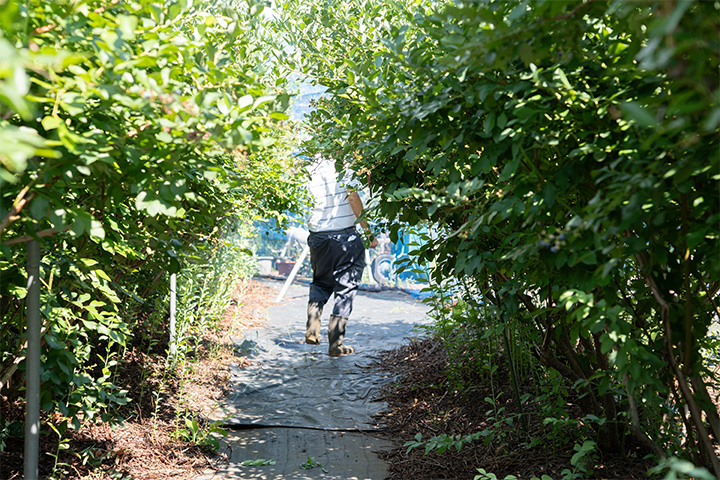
[0,0,304,432]
[277,0,720,474]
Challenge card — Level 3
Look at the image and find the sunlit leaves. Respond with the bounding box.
[0,0,306,430]
[280,0,720,463]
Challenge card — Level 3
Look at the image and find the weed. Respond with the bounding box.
[647,457,715,480]
[46,422,72,480]
[0,419,11,452]
[404,430,491,456]
[299,456,328,473]
[474,468,553,480]
[561,441,598,480]
[173,416,227,451]
[73,445,109,468]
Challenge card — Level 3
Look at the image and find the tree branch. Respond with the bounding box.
[0,187,35,237]
[633,244,719,472]
[691,376,720,444]
[0,320,49,392]
[680,193,693,374]
[3,228,59,246]
[637,254,720,476]
[495,272,537,313]
[553,0,597,21]
[623,374,665,458]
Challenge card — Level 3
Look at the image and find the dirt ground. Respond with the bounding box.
[0,280,271,480]
[1,278,659,479]
[370,337,656,479]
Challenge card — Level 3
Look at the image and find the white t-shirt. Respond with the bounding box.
[306,158,358,233]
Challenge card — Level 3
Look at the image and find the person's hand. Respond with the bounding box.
[368,236,378,249]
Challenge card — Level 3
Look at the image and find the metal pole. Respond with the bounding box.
[169,272,177,357]
[24,240,40,480]
[276,245,309,303]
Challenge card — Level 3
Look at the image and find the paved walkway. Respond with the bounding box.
[197,278,431,480]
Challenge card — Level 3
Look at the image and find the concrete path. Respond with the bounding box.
[196,278,431,480]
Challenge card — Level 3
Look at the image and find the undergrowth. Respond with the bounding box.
[0,242,261,480]
[373,335,663,480]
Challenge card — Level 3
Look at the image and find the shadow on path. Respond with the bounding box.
[196,278,431,480]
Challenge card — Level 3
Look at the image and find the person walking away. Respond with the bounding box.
[304,157,378,356]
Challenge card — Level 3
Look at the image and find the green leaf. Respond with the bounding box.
[555,67,572,90]
[499,156,521,181]
[620,101,656,128]
[543,182,556,208]
[483,113,495,133]
[440,34,465,48]
[117,14,138,40]
[71,211,92,236]
[90,220,105,240]
[580,251,597,265]
[237,94,253,111]
[29,196,49,220]
[41,116,62,131]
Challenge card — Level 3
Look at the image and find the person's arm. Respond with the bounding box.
[347,190,378,248]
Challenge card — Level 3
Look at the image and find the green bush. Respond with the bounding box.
[277,0,720,473]
[0,0,304,434]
